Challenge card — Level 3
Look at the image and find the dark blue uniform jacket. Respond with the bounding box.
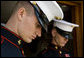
[38,43,72,57]
[1,25,25,57]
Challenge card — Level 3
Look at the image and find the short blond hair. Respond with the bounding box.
[12,1,34,16]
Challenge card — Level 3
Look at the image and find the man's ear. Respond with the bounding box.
[52,28,57,37]
[17,7,25,21]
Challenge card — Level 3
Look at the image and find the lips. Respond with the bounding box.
[31,35,36,40]
[61,42,66,44]
[32,37,35,40]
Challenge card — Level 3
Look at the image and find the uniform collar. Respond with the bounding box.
[48,43,64,55]
[1,25,26,48]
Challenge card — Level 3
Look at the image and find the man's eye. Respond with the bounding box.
[36,24,41,28]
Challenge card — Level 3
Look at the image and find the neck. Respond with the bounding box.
[5,17,18,35]
[51,38,58,46]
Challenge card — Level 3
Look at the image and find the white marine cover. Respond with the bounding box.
[30,1,64,22]
[53,19,79,32]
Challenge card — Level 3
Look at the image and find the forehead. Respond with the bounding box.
[33,14,39,24]
[32,14,41,27]
[30,5,42,28]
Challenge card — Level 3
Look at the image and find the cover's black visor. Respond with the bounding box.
[32,4,49,32]
[55,27,73,39]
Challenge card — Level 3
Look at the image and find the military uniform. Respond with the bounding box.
[1,25,25,57]
[37,19,79,57]
[38,43,71,57]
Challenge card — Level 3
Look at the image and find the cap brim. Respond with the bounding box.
[33,4,49,32]
[55,27,73,39]
[60,32,73,39]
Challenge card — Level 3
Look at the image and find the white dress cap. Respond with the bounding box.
[53,19,79,32]
[30,1,64,22]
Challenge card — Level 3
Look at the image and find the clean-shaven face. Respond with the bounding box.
[17,8,42,43]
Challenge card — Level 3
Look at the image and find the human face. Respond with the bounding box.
[52,28,68,47]
[17,8,42,43]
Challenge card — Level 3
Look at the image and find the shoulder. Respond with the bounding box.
[1,39,23,57]
[1,25,24,57]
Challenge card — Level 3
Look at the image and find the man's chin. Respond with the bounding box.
[60,44,65,47]
[24,39,32,43]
